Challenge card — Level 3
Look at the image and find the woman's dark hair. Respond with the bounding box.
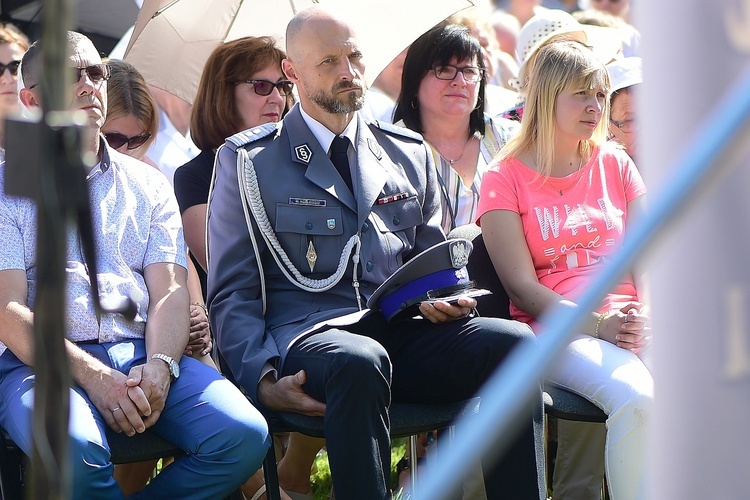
[190,36,292,150]
[393,24,487,136]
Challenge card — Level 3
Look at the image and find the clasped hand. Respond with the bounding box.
[600,302,651,354]
[92,360,172,437]
[185,303,212,357]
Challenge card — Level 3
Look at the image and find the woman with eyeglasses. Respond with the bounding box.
[393,23,519,235]
[103,59,214,372]
[477,41,652,500]
[607,57,641,163]
[101,59,158,163]
[174,36,294,279]
[0,23,29,160]
[390,24,519,495]
[174,36,323,500]
[101,57,224,495]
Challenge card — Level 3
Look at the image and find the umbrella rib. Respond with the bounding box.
[154,0,181,18]
[223,0,246,41]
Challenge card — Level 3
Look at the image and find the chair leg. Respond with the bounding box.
[0,433,25,500]
[409,435,419,497]
[263,438,282,500]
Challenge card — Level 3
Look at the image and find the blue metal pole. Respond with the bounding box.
[417,61,750,499]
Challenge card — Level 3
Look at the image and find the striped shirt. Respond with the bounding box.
[429,115,519,233]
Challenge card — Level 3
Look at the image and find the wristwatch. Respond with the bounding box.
[149,353,180,380]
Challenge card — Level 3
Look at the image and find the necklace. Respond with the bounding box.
[434,135,474,165]
[556,152,584,196]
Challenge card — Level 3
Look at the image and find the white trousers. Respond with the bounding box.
[546,334,653,500]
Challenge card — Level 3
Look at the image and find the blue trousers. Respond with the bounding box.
[0,340,270,499]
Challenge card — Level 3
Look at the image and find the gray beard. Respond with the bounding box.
[309,83,366,114]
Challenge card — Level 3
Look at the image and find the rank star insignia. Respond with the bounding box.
[449,240,470,268]
[306,240,318,273]
[295,144,313,164]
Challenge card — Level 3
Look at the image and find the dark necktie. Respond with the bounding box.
[329,135,353,192]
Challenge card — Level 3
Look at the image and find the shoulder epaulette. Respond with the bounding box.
[370,120,424,143]
[224,122,280,151]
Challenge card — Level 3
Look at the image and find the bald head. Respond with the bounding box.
[282,5,365,129]
[285,6,355,61]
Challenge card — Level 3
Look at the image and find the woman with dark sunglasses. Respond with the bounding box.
[102,58,224,495]
[101,59,159,163]
[174,36,323,500]
[0,23,29,161]
[175,36,294,278]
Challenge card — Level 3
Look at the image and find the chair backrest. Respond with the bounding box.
[447,224,511,320]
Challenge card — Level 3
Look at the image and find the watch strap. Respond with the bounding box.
[149,353,178,378]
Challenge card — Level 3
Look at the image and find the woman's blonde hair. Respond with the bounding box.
[498,41,610,177]
[0,23,29,51]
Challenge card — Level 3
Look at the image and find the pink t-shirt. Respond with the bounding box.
[476,143,647,326]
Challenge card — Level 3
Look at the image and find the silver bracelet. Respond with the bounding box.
[191,302,208,316]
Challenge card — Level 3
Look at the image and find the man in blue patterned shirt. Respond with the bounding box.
[0,32,269,498]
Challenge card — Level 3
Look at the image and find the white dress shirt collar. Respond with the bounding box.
[298,104,359,153]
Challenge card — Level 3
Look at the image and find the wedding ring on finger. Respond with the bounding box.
[112,407,122,413]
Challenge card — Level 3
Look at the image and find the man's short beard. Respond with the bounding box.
[309,81,366,114]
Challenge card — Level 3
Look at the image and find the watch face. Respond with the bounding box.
[170,359,180,379]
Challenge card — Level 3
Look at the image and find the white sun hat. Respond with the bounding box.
[515,9,624,83]
[606,56,643,93]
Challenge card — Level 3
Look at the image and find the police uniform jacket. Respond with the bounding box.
[207,104,445,402]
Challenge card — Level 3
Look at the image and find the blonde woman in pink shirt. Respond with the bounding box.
[477,41,652,500]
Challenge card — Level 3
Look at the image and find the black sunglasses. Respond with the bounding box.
[242,79,294,96]
[104,132,152,150]
[72,64,110,84]
[28,63,111,90]
[0,60,21,76]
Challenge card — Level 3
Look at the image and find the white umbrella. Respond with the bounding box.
[123,0,475,104]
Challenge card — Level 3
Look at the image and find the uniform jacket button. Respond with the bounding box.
[305,221,313,230]
[366,261,374,272]
[392,216,400,225]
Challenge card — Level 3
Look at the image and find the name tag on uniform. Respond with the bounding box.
[289,197,327,207]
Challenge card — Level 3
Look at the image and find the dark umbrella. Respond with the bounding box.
[1,0,139,53]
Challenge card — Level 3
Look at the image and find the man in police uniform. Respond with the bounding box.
[207,6,545,499]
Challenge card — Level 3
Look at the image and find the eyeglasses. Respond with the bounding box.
[0,60,21,76]
[104,132,152,150]
[72,64,110,84]
[431,64,485,83]
[610,118,637,134]
[28,63,111,90]
[242,79,294,96]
